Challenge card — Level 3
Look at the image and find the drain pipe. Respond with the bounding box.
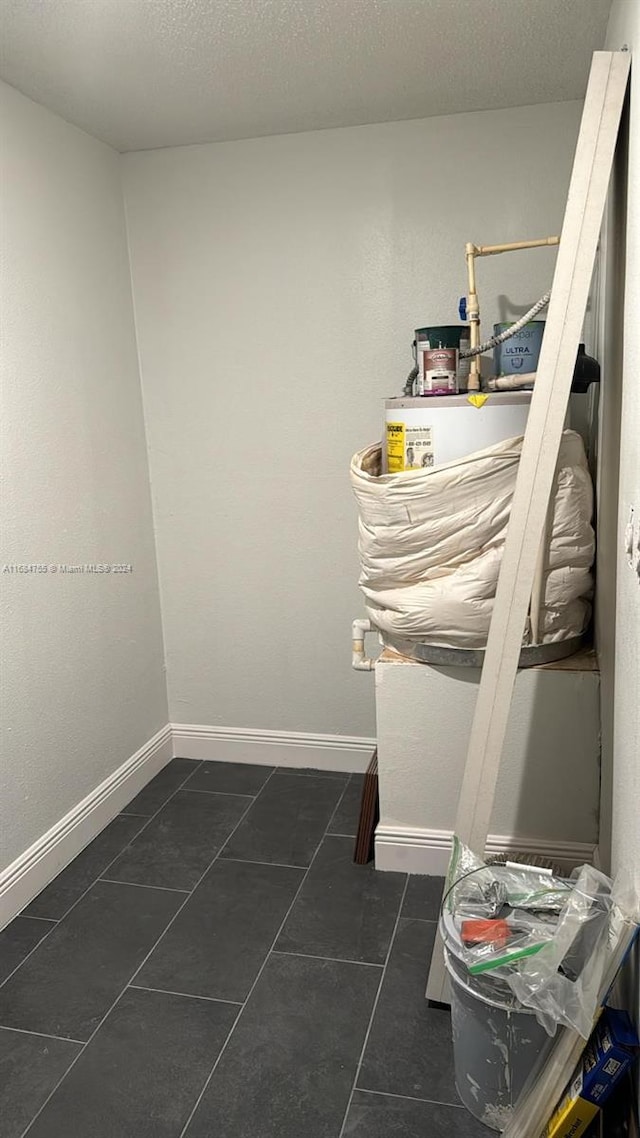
[352,618,376,671]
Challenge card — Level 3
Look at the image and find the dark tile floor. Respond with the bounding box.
[0,759,491,1138]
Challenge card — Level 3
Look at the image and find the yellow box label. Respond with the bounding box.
[386,421,405,473]
[543,1093,599,1138]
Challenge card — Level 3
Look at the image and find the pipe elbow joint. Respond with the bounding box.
[352,618,376,672]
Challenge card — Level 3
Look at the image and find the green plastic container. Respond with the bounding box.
[415,325,465,349]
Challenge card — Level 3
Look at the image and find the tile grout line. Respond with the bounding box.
[218,856,307,870]
[176,777,350,1138]
[17,915,58,924]
[18,769,275,1138]
[355,1086,466,1109]
[167,788,256,799]
[0,759,208,994]
[324,775,353,841]
[99,879,191,894]
[0,1023,86,1047]
[337,874,410,1138]
[129,984,243,1007]
[270,770,349,780]
[271,949,383,969]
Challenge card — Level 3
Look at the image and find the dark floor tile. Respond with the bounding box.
[122,758,201,816]
[0,916,56,984]
[221,771,344,867]
[26,987,238,1138]
[276,836,405,964]
[106,790,249,890]
[0,880,182,1041]
[137,859,304,1001]
[327,774,365,837]
[284,767,350,781]
[183,760,273,797]
[184,953,379,1138]
[358,919,459,1105]
[343,1091,491,1137]
[0,1027,81,1138]
[402,875,445,922]
[25,815,147,920]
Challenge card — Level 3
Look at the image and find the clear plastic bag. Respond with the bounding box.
[442,837,571,975]
[442,839,640,1032]
[503,865,640,1038]
[445,836,571,917]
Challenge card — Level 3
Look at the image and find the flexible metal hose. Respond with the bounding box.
[404,291,550,394]
[460,293,550,358]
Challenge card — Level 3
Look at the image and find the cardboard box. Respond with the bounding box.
[543,1007,639,1138]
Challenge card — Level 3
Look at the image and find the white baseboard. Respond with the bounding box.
[2,722,594,933]
[171,723,376,774]
[374,824,596,876]
[0,722,373,931]
[0,725,173,930]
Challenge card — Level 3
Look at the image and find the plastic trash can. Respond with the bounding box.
[444,945,552,1131]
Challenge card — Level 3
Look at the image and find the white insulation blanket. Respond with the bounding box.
[350,430,594,649]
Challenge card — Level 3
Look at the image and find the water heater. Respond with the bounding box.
[383,392,532,473]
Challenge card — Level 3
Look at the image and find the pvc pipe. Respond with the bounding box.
[352,618,376,671]
[463,234,558,393]
[465,243,481,392]
[473,236,559,258]
[486,372,537,390]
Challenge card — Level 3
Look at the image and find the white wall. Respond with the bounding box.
[601,4,640,1044]
[123,100,583,737]
[603,3,640,895]
[595,61,629,877]
[0,83,167,871]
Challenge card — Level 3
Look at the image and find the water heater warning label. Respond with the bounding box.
[386,422,434,472]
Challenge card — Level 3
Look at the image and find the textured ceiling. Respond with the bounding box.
[0,0,612,152]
